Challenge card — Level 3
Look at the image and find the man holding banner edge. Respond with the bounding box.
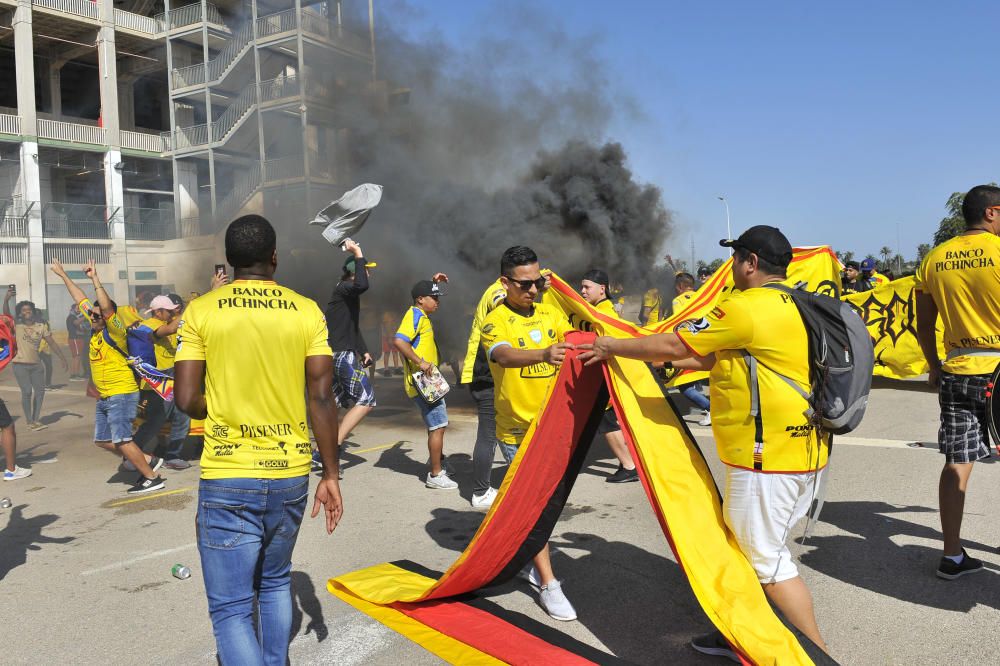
[580,225,830,656]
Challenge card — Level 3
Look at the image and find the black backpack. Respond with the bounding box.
[743,283,874,435]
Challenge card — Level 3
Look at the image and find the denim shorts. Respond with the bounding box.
[94,391,140,444]
[411,396,448,431]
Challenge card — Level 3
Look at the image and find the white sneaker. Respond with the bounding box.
[539,579,577,621]
[697,410,711,426]
[517,563,541,591]
[471,486,498,510]
[425,470,458,490]
[3,465,32,481]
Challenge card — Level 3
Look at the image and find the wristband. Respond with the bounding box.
[663,361,673,369]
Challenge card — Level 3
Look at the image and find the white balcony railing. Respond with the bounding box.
[156,2,225,31]
[32,0,98,20]
[37,119,107,146]
[0,114,20,136]
[171,124,209,151]
[256,7,296,38]
[216,163,261,222]
[114,8,160,35]
[259,74,299,103]
[121,130,166,153]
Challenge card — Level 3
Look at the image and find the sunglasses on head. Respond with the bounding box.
[504,276,546,291]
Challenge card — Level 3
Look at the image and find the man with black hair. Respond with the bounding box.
[480,245,578,622]
[174,214,343,665]
[51,259,165,493]
[916,184,1000,581]
[580,269,639,483]
[320,238,376,475]
[841,260,862,294]
[581,226,830,656]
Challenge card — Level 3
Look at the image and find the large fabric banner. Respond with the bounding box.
[843,276,941,379]
[329,275,834,665]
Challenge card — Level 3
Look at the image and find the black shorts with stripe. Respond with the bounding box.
[939,372,991,464]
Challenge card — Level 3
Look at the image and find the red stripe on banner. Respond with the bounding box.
[394,600,599,666]
[423,333,606,600]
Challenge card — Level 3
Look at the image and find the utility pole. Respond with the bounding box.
[690,237,696,274]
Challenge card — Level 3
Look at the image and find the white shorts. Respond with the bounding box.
[723,466,825,584]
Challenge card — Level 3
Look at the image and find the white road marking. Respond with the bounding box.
[80,543,196,576]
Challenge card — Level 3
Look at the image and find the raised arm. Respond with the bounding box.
[50,259,88,306]
[306,354,343,534]
[2,286,12,318]
[83,259,113,315]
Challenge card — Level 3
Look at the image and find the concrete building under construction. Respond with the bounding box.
[0,0,375,315]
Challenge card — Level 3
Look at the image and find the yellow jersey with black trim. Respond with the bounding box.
[915,232,1000,375]
[672,290,695,316]
[642,288,662,324]
[461,279,507,384]
[595,298,618,317]
[79,298,138,397]
[675,285,830,473]
[480,302,572,444]
[175,280,332,480]
[395,306,439,398]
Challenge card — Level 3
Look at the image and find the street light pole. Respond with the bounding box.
[717,196,732,252]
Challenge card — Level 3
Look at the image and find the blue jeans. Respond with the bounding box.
[682,382,710,411]
[94,391,140,444]
[197,476,309,666]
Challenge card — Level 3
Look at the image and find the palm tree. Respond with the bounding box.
[879,246,892,270]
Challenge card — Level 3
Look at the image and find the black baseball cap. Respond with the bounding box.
[844,260,860,270]
[581,269,610,290]
[411,280,443,299]
[720,225,793,267]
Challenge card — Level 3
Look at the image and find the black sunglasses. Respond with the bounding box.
[89,311,103,321]
[504,276,546,291]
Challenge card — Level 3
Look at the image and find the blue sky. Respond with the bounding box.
[378,1,997,266]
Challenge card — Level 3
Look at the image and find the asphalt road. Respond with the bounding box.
[1,367,996,665]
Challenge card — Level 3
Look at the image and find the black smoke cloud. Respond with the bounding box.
[280,3,673,353]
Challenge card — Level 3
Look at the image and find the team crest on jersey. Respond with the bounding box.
[547,329,555,339]
[676,317,710,335]
[529,329,543,344]
[710,307,726,319]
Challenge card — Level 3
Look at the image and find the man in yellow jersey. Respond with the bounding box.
[859,257,888,290]
[581,226,830,657]
[639,285,662,326]
[462,276,508,509]
[580,269,638,483]
[480,245,578,622]
[51,259,165,494]
[915,184,1000,581]
[130,295,191,470]
[174,215,342,665]
[394,276,457,490]
[672,272,712,426]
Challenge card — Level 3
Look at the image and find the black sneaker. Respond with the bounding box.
[936,549,984,580]
[127,476,166,494]
[691,631,739,662]
[148,456,164,473]
[606,465,639,484]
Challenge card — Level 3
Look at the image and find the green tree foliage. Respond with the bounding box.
[879,246,893,269]
[835,250,855,263]
[933,191,966,246]
[916,243,931,261]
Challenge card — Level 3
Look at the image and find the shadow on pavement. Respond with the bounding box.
[290,570,329,643]
[373,441,427,481]
[0,504,74,581]
[801,501,1000,611]
[14,443,60,466]
[38,410,84,426]
[422,508,714,664]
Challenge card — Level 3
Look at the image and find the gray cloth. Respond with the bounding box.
[309,183,383,247]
